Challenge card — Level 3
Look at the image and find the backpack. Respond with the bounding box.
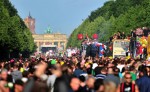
[120,83,135,92]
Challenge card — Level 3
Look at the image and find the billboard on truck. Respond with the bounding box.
[113,39,130,58]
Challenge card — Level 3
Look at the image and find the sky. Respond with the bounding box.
[10,0,108,36]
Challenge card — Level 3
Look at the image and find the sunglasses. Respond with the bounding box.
[125,77,131,79]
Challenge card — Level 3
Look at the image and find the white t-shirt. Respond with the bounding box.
[92,63,98,69]
[67,49,72,57]
[117,64,125,72]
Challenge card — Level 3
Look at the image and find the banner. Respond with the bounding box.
[113,40,130,58]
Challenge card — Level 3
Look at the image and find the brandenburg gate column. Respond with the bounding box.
[64,41,67,49]
[58,42,61,48]
[37,41,40,52]
[52,41,54,45]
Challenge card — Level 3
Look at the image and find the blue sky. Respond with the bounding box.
[10,0,107,36]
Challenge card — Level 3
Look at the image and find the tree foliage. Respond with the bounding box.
[0,0,36,60]
[67,0,150,48]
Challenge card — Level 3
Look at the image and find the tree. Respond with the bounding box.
[0,0,36,60]
[68,0,150,48]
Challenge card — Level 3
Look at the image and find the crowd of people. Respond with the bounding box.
[109,27,150,42]
[109,31,127,42]
[1,27,150,92]
[131,27,150,38]
[0,55,150,92]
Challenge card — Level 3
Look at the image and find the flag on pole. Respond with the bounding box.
[99,45,104,57]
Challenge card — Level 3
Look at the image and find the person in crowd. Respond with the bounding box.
[47,64,62,92]
[136,66,150,92]
[78,75,86,92]
[95,67,107,80]
[104,67,120,92]
[0,69,10,92]
[121,32,126,39]
[129,66,137,82]
[117,72,139,92]
[114,67,121,78]
[68,77,80,92]
[109,36,113,43]
[23,61,49,92]
[73,63,84,77]
[85,77,95,92]
[11,63,22,82]
[94,79,104,92]
[131,30,136,38]
[94,62,104,76]
[113,33,118,40]
[90,42,98,58]
[14,79,24,92]
[117,31,121,39]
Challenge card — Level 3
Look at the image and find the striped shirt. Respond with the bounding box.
[95,74,106,79]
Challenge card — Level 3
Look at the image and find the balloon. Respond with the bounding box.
[92,34,98,39]
[143,39,146,41]
[142,44,146,48]
[137,37,141,43]
[143,39,147,44]
[140,41,142,45]
[142,36,145,39]
[140,38,143,42]
[77,34,83,40]
[139,46,143,54]
[142,40,145,44]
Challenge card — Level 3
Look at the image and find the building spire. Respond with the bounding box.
[29,11,32,18]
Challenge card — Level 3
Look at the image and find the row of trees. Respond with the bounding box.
[0,0,36,60]
[67,0,150,48]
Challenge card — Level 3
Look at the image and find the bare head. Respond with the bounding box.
[70,77,80,91]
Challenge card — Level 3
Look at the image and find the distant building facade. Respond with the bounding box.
[24,13,36,34]
[24,14,67,53]
[33,33,67,52]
